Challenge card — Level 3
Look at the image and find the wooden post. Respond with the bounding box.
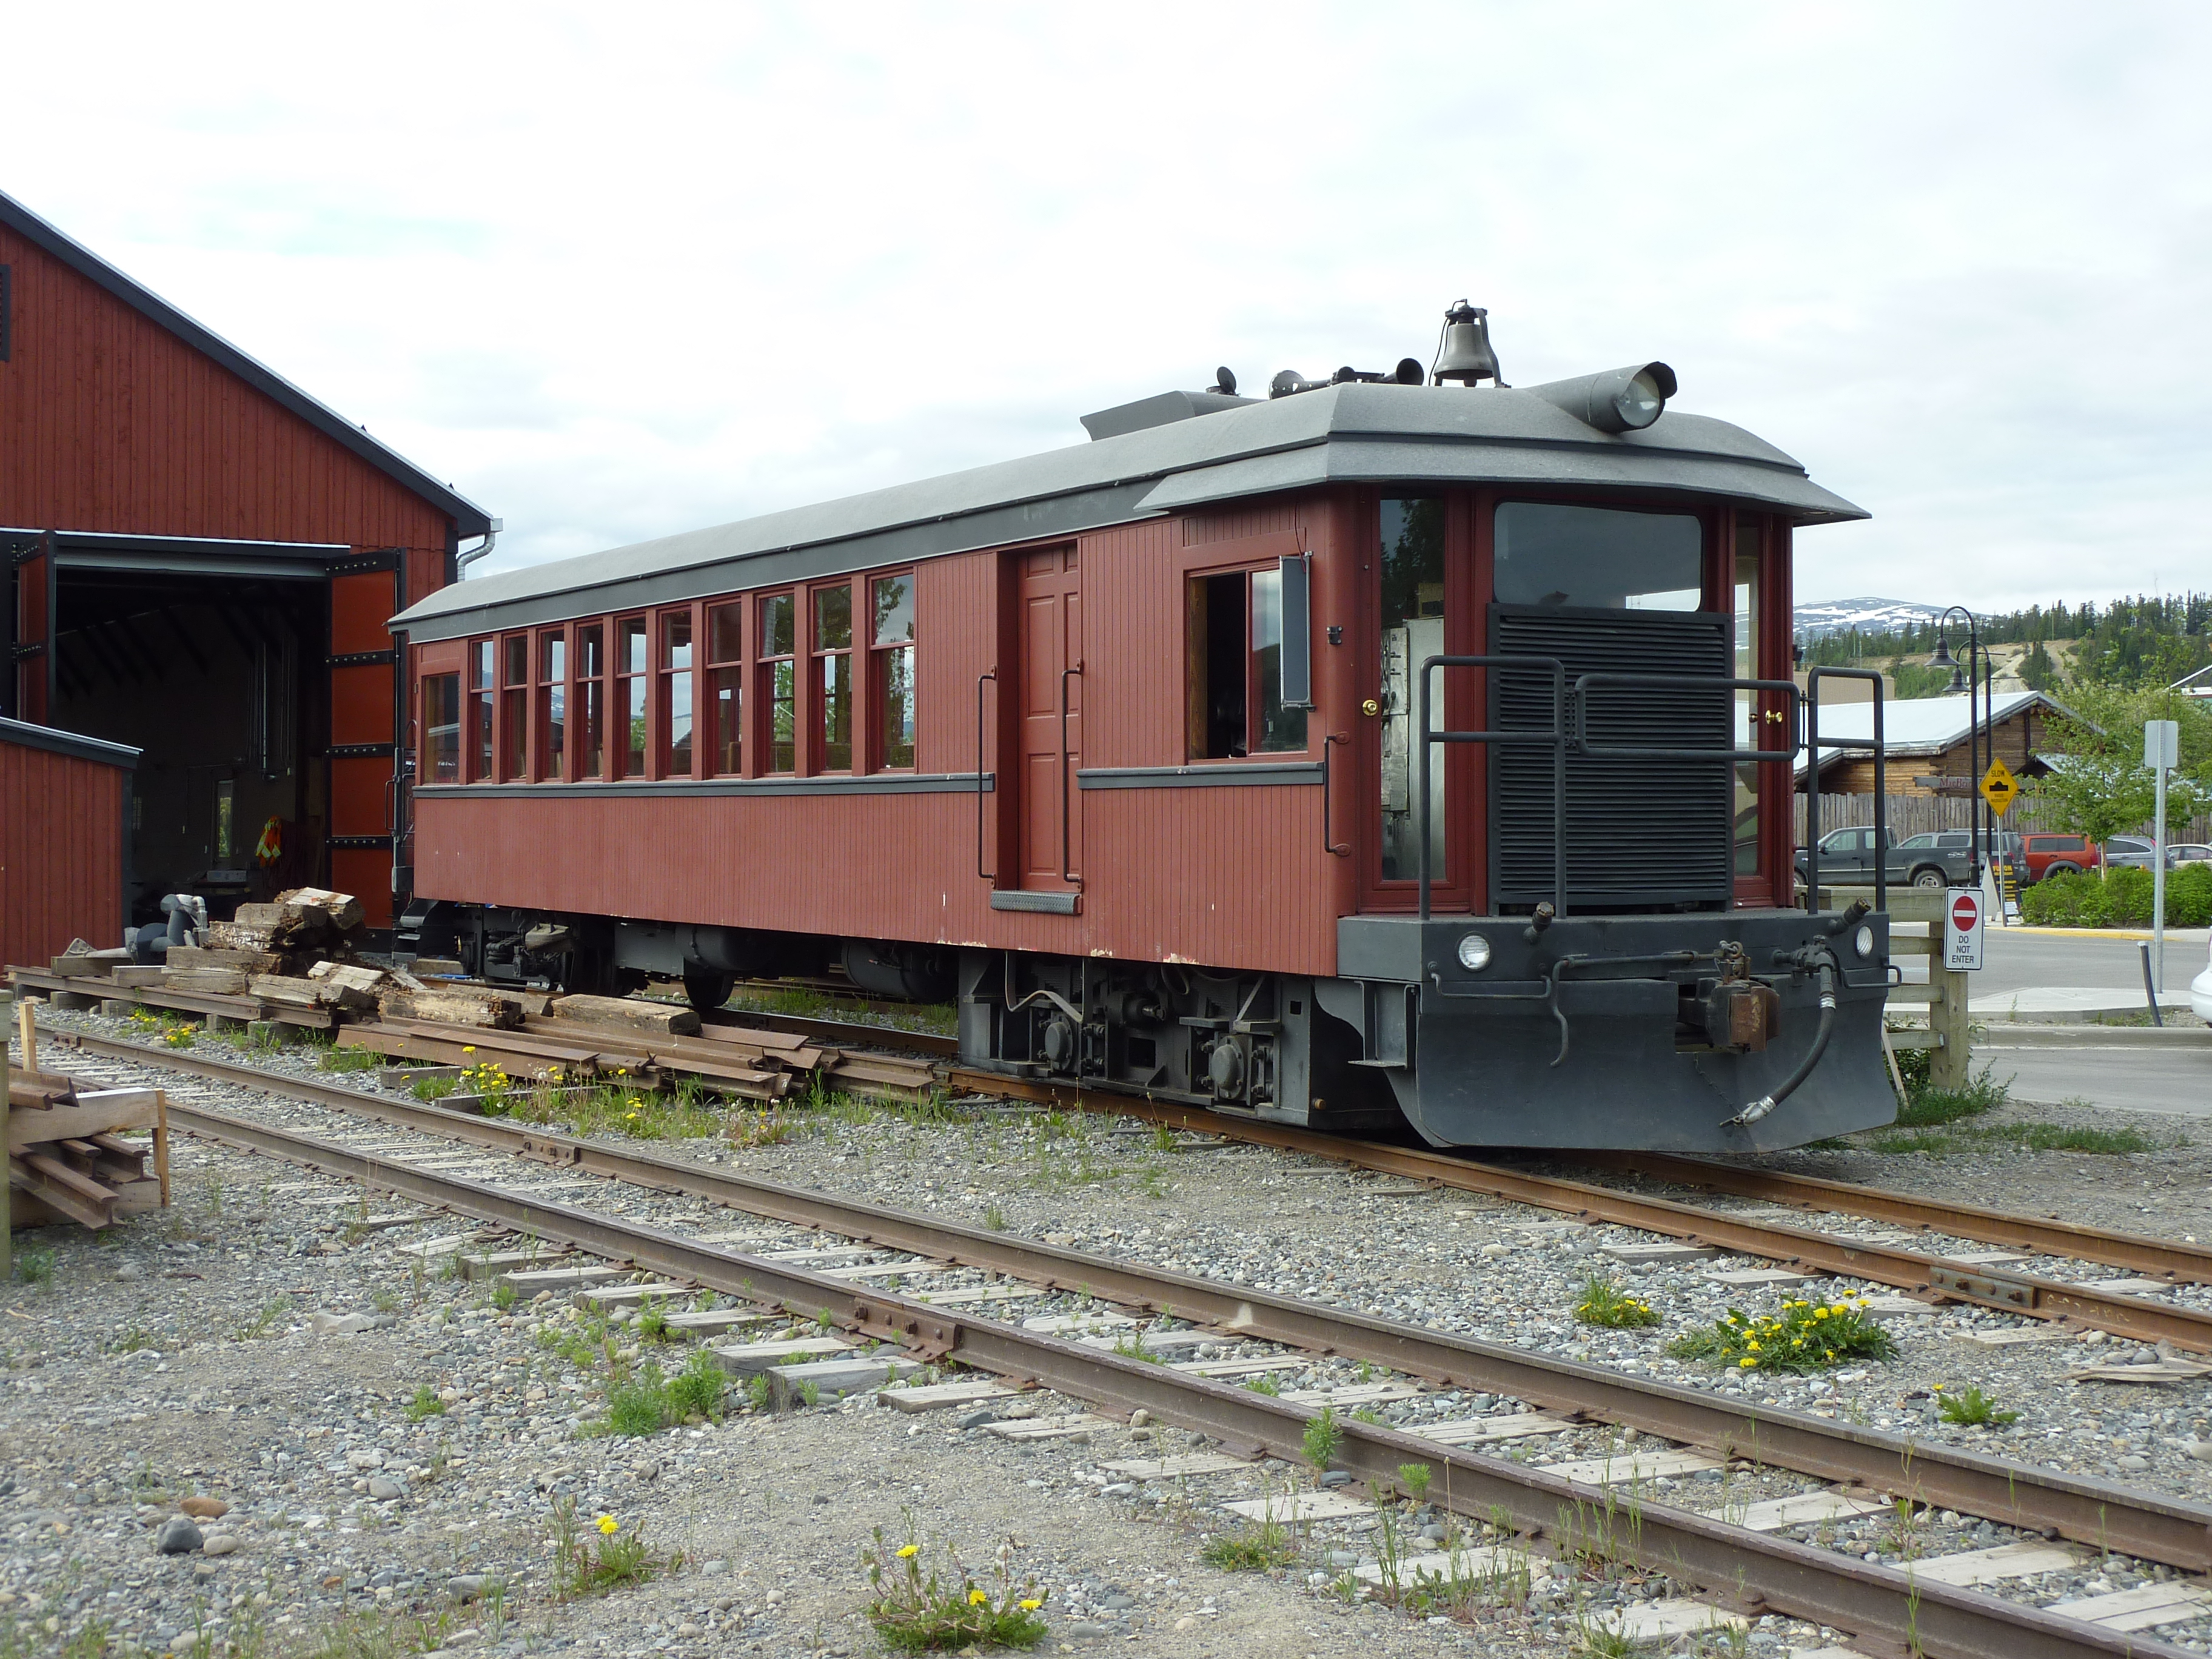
[154,1090,170,1208]
[1930,962,1972,1091]
[15,996,34,1079]
[2,988,12,1278]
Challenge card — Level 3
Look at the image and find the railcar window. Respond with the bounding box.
[872,574,916,769]
[578,623,606,779]
[618,617,648,777]
[468,640,495,783]
[1733,516,1762,876]
[707,602,742,776]
[762,594,796,773]
[1493,503,1701,610]
[1187,569,1308,760]
[538,632,566,780]
[1379,497,1446,880]
[500,635,529,782]
[660,610,694,778]
[424,673,461,785]
[815,585,853,771]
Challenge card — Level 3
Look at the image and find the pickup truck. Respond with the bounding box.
[1792,825,1976,890]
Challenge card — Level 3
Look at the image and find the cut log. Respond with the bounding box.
[232,902,288,930]
[548,994,702,1039]
[109,966,167,987]
[275,886,366,933]
[162,968,250,995]
[203,922,277,953]
[377,989,523,1030]
[249,974,327,1010]
[307,960,387,993]
[50,947,130,977]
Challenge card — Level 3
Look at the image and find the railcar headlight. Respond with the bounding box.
[1456,934,1492,972]
[1853,923,1876,959]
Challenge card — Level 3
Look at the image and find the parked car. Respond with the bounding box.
[1793,825,1972,890]
[2105,835,2210,871]
[1899,829,2023,871]
[2172,843,2212,867]
[2193,931,2212,1025]
[2020,832,2103,882]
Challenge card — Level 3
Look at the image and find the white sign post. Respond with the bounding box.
[1943,889,1985,971]
[2147,719,2179,995]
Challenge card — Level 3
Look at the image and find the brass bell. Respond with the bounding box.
[1431,300,1507,387]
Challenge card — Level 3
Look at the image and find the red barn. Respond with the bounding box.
[0,189,492,942]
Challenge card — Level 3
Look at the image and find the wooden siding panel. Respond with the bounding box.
[0,225,455,561]
[0,735,126,967]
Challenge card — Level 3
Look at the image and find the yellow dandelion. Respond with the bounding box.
[896,1544,919,1559]
[1745,1339,1760,1351]
[1738,1357,1757,1369]
[1020,1598,1042,1611]
[596,1514,618,1535]
[969,1588,989,1606]
[463,1045,477,1054]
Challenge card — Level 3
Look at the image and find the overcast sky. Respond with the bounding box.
[9,4,2208,611]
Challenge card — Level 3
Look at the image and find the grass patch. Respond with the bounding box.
[12,1247,56,1286]
[490,1079,725,1141]
[726,1110,798,1148]
[411,1074,461,1101]
[319,1044,384,1074]
[552,1499,679,1597]
[1572,1272,1660,1329]
[1871,1121,2159,1157]
[1241,1373,1282,1397]
[1936,1384,2019,1427]
[1199,1520,1296,1571]
[1302,1406,1342,1472]
[592,1352,728,1435]
[860,1524,1047,1652]
[406,1384,447,1422]
[1667,1295,1897,1374]
[1893,1059,2008,1127]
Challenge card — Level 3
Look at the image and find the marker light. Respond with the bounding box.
[1456,934,1493,971]
[1854,923,1877,959]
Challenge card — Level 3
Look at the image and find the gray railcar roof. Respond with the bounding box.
[394,381,1865,642]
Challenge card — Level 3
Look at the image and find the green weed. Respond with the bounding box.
[405,1385,447,1423]
[319,1044,383,1074]
[1667,1295,1897,1374]
[1936,1384,2020,1427]
[1574,1272,1661,1329]
[859,1523,1047,1652]
[1199,1521,1296,1571]
[13,1247,56,1287]
[1303,1405,1342,1472]
[552,1498,679,1598]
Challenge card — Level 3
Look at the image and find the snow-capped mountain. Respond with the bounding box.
[1792,597,1946,641]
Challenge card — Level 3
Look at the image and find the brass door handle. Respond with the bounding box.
[1361,699,1381,717]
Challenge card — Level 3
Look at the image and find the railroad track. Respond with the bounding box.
[705,1006,2212,1352]
[33,1023,2212,1659]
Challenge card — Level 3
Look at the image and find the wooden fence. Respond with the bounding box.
[1794,794,2212,845]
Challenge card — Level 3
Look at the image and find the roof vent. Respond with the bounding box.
[1080,381,1256,441]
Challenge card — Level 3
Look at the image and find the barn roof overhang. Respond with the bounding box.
[394,380,1867,642]
[0,527,364,581]
[0,712,139,769]
[0,190,494,540]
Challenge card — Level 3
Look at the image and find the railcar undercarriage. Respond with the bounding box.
[401,899,1896,1155]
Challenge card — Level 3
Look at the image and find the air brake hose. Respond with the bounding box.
[1723,954,1838,1128]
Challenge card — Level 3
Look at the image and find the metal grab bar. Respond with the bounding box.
[1322,732,1351,857]
[1569,673,1805,764]
[974,669,996,881]
[1416,654,1569,923]
[1059,661,1084,887]
[1802,666,1887,916]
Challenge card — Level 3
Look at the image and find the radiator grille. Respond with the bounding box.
[1489,605,1733,910]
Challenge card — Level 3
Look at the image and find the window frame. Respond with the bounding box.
[537,626,569,783]
[809,581,855,773]
[1182,557,1313,763]
[658,605,697,780]
[759,591,798,775]
[466,637,496,783]
[614,613,649,779]
[705,599,744,778]
[868,571,917,771]
[499,632,530,782]
[576,620,608,780]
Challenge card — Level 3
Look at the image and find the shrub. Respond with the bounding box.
[2022,863,2212,927]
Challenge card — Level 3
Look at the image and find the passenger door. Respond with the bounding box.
[1016,546,1082,894]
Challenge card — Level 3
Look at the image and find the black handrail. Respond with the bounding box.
[974,669,996,881]
[1060,662,1084,888]
[1416,654,1567,922]
[1802,666,1888,915]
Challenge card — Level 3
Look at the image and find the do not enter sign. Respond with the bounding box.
[1945,890,1985,971]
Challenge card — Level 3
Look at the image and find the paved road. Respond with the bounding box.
[1979,1042,2209,1119]
[1896,922,2209,999]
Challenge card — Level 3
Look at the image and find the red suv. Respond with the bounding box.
[2020,833,2103,883]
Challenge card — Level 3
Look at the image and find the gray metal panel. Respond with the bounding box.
[1079,389,1258,440]
[1336,915,1427,982]
[59,552,330,580]
[0,713,141,769]
[1076,762,1321,789]
[415,772,991,800]
[990,889,1079,914]
[0,190,493,538]
[393,382,1865,640]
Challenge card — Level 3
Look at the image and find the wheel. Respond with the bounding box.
[2046,861,2081,878]
[1911,866,1946,889]
[682,968,734,1015]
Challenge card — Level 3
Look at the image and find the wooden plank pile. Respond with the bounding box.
[7,1003,167,1231]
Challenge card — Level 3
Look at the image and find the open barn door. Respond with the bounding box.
[12,533,53,723]
[327,551,403,930]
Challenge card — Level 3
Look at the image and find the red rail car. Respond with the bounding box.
[393,309,1895,1152]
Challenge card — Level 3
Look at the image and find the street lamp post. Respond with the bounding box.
[1928,607,1988,888]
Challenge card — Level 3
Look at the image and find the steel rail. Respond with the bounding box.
[46,1027,2212,1577]
[930,1073,2212,1355]
[155,1095,2199,1659]
[1578,1149,2212,1287]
